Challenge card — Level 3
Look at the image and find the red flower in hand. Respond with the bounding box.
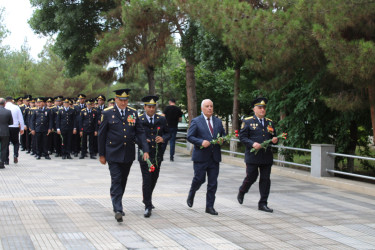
[235,130,238,133]
[157,127,160,130]
[149,165,155,172]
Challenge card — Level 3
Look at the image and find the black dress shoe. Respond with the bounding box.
[144,208,152,218]
[67,155,73,159]
[113,210,125,216]
[187,192,195,208]
[30,152,35,156]
[45,156,51,160]
[237,191,244,204]
[62,155,66,159]
[74,153,78,157]
[14,157,18,164]
[4,161,9,165]
[115,212,123,222]
[205,207,218,215]
[90,155,96,159]
[152,205,155,209]
[258,204,273,213]
[26,151,30,154]
[36,156,41,160]
[79,155,85,159]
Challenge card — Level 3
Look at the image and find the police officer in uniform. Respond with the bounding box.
[237,97,278,213]
[19,96,29,151]
[46,97,55,154]
[28,99,37,155]
[73,94,86,157]
[30,97,52,160]
[57,98,77,159]
[51,96,63,157]
[137,96,170,217]
[107,98,115,107]
[79,99,98,159]
[98,89,149,223]
[94,95,106,155]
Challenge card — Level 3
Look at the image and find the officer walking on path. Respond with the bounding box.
[237,97,278,213]
[0,98,13,169]
[79,99,98,159]
[98,89,149,223]
[137,95,170,218]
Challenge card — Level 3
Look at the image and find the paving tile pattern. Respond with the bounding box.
[0,150,375,249]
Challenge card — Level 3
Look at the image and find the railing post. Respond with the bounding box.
[311,144,335,177]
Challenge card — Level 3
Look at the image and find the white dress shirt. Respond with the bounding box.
[203,114,213,136]
[146,114,155,124]
[5,102,25,130]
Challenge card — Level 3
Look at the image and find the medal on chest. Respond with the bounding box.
[127,115,135,126]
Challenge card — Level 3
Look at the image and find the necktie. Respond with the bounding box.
[260,118,264,126]
[207,118,213,135]
[121,110,124,117]
[150,117,153,124]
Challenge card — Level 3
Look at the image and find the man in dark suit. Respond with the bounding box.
[30,98,53,160]
[79,99,98,159]
[98,89,149,223]
[0,98,13,169]
[186,99,226,215]
[73,94,86,157]
[51,96,63,157]
[237,97,278,213]
[137,95,170,218]
[56,98,77,159]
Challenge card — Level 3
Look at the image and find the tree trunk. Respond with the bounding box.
[277,109,286,167]
[369,85,375,145]
[146,66,156,95]
[186,59,197,124]
[230,68,240,156]
[346,120,358,173]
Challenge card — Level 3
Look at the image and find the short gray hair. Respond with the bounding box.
[0,98,5,105]
[201,99,213,108]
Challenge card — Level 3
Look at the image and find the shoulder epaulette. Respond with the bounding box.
[81,108,87,111]
[103,107,113,111]
[31,107,37,110]
[244,116,253,120]
[127,106,136,111]
[59,107,64,110]
[266,118,273,122]
[19,104,25,107]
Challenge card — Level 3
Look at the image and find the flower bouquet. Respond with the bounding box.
[139,149,155,172]
[154,127,160,167]
[200,130,239,149]
[250,132,287,155]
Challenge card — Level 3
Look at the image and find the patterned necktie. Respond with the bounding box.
[207,118,213,135]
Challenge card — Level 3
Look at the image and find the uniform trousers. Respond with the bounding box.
[108,161,132,213]
[53,132,62,155]
[35,132,49,157]
[20,129,26,149]
[239,163,272,206]
[0,136,9,166]
[60,130,72,156]
[188,157,219,208]
[81,132,95,155]
[7,128,20,160]
[140,159,162,209]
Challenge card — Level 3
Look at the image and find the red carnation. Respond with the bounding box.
[157,127,160,130]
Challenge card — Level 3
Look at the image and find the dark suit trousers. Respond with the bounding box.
[140,159,162,209]
[36,132,49,157]
[189,157,219,208]
[108,161,132,213]
[53,132,62,154]
[61,130,72,156]
[7,127,20,159]
[81,132,94,155]
[239,163,272,206]
[0,136,9,165]
[21,130,26,149]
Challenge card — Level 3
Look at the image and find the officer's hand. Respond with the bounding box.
[94,131,97,136]
[57,130,61,135]
[31,130,35,135]
[99,156,106,165]
[73,129,77,135]
[47,129,51,135]
[20,130,24,135]
[202,140,211,148]
[253,142,262,150]
[24,125,27,130]
[80,132,83,137]
[155,136,164,143]
[272,137,278,144]
[51,128,54,132]
[146,139,151,143]
[143,152,150,161]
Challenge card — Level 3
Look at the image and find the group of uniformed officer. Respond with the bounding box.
[16,94,116,160]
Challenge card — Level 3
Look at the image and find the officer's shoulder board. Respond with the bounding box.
[19,104,25,107]
[81,108,87,111]
[127,106,136,111]
[31,107,37,110]
[59,107,64,110]
[266,118,273,122]
[244,116,253,120]
[103,107,113,112]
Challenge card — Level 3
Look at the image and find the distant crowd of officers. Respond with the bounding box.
[15,94,115,160]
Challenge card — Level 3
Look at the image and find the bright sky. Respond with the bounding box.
[1,0,48,60]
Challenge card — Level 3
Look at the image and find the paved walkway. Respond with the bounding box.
[0,149,375,250]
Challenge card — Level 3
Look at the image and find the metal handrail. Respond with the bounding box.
[273,159,311,168]
[327,152,375,161]
[272,145,311,153]
[326,169,375,181]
